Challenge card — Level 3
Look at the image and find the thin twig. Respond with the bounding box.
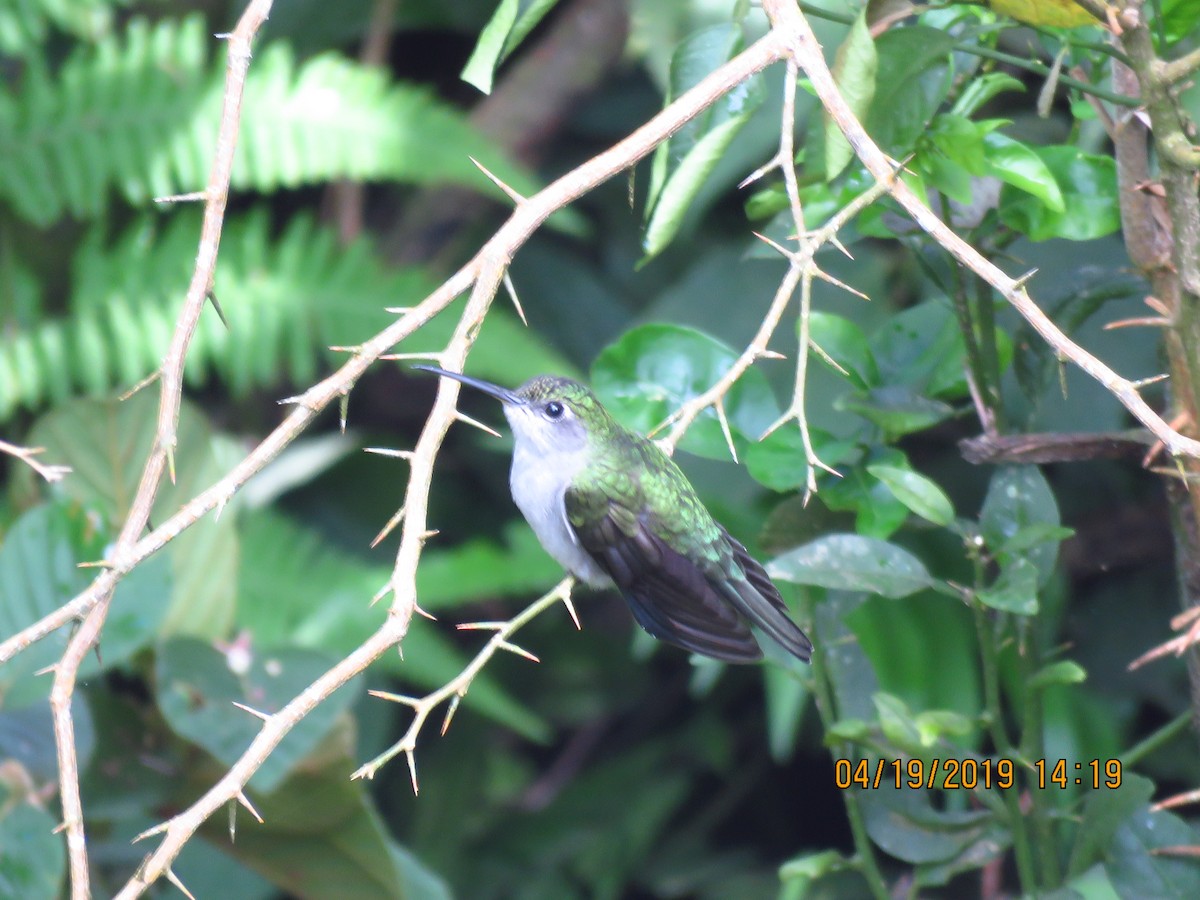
[48,3,276,896]
[0,439,70,482]
[352,579,575,788]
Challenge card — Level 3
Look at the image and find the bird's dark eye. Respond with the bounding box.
[544,401,565,420]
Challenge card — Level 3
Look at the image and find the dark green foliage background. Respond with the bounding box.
[3,1,1200,897]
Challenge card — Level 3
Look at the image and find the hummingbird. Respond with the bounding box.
[414,366,812,664]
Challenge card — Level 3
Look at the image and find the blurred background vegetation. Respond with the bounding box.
[3,0,1200,897]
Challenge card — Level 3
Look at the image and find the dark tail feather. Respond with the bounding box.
[719,530,813,662]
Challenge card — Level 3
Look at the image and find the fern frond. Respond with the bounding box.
[0,210,573,420]
[0,13,540,226]
[0,0,133,57]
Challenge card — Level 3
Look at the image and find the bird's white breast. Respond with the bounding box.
[509,441,610,586]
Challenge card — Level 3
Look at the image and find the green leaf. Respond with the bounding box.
[837,386,955,438]
[865,26,956,153]
[979,465,1061,586]
[999,146,1119,240]
[642,25,765,261]
[21,392,236,639]
[779,850,854,889]
[768,534,936,598]
[195,735,420,899]
[861,784,1002,867]
[976,557,1039,615]
[1067,773,1154,877]
[951,72,1025,119]
[0,502,168,705]
[1107,807,1200,898]
[763,666,809,762]
[1029,659,1087,690]
[592,324,780,460]
[809,311,879,390]
[826,11,877,179]
[983,131,1065,211]
[0,803,64,898]
[461,0,561,94]
[867,463,955,526]
[156,638,361,792]
[744,426,857,493]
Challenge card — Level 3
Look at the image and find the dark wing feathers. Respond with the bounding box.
[567,490,761,662]
[565,485,810,664]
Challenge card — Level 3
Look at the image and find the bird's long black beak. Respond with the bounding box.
[412,365,521,405]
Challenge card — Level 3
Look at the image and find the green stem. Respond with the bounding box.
[1122,710,1192,767]
[1016,619,1062,889]
[797,3,1140,107]
[804,595,890,900]
[968,549,1038,894]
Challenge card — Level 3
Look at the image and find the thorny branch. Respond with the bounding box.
[8,2,1200,896]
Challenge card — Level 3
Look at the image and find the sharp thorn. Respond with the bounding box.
[370,506,406,548]
[468,156,526,203]
[440,694,461,736]
[367,689,421,707]
[153,190,208,204]
[119,369,161,402]
[236,790,264,824]
[454,411,502,438]
[206,288,228,329]
[231,701,271,722]
[364,447,415,459]
[503,271,528,326]
[339,393,350,434]
[166,867,198,900]
[561,591,581,630]
[498,639,540,663]
[406,749,420,795]
[132,820,171,844]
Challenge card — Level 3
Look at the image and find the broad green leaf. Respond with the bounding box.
[857,478,912,539]
[744,426,857,493]
[642,24,765,261]
[769,534,935,598]
[1054,866,1123,900]
[0,804,64,898]
[0,696,94,782]
[643,116,758,262]
[983,131,1065,211]
[0,502,168,705]
[867,463,955,526]
[156,638,361,792]
[592,324,780,460]
[874,692,922,748]
[979,465,1061,585]
[837,386,955,438]
[976,557,1038,614]
[826,11,877,179]
[461,0,561,94]
[865,27,956,152]
[861,784,1003,867]
[1067,773,1154,877]
[20,392,236,639]
[921,115,986,204]
[809,311,879,390]
[847,593,982,730]
[999,146,1118,240]
[1107,807,1200,898]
